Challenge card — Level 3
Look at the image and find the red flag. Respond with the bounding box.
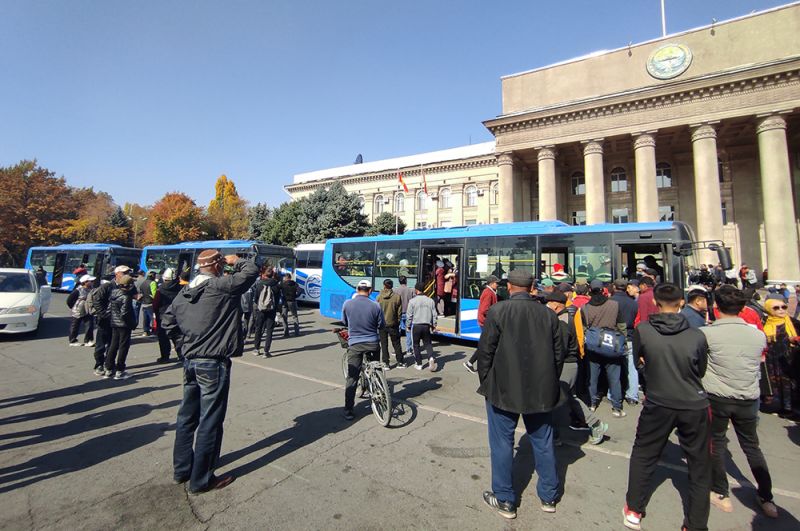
[398,172,409,193]
[422,167,428,194]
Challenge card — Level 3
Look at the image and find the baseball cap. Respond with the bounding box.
[114,265,132,274]
[613,278,629,290]
[79,274,96,283]
[590,279,605,290]
[540,278,555,287]
[356,279,372,289]
[545,291,567,304]
[162,268,175,281]
[485,275,499,284]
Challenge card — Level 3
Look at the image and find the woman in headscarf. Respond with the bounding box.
[762,297,800,417]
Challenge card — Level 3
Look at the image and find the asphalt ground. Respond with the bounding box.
[0,292,798,530]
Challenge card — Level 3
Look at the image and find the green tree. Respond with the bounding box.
[109,206,130,228]
[247,202,272,241]
[208,174,248,239]
[261,200,304,246]
[294,183,368,242]
[366,212,406,235]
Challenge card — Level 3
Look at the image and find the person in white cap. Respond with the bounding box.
[153,268,183,363]
[88,265,138,375]
[341,278,384,420]
[67,274,96,347]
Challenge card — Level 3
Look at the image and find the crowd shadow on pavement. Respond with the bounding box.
[0,400,180,451]
[435,350,467,369]
[0,385,178,425]
[219,407,353,479]
[268,341,335,358]
[786,423,800,447]
[0,421,173,494]
[393,377,443,403]
[511,430,586,507]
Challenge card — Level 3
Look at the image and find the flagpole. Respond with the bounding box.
[395,169,399,235]
[661,0,666,37]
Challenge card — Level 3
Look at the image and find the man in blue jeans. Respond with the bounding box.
[162,250,259,495]
[475,269,564,519]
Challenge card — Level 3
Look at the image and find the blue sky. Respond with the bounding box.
[0,0,790,208]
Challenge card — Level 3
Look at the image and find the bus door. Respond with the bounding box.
[420,246,464,336]
[615,240,671,284]
[51,252,68,289]
[177,252,194,279]
[93,254,106,280]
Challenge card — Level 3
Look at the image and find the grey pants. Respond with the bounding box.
[559,362,599,427]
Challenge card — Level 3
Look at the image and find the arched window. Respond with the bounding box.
[490,182,499,205]
[655,162,672,188]
[439,187,451,209]
[374,194,384,215]
[465,185,478,207]
[416,190,428,212]
[610,167,628,192]
[571,172,585,196]
[394,193,405,213]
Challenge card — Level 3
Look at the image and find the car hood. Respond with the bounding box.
[0,292,36,309]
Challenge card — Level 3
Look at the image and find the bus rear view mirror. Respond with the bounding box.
[717,246,733,270]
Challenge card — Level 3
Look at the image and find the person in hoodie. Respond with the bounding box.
[395,275,415,357]
[702,285,778,519]
[67,274,96,347]
[153,268,183,363]
[279,272,301,337]
[377,279,404,367]
[571,281,591,309]
[622,283,711,531]
[103,274,136,380]
[579,280,628,417]
[252,267,282,357]
[406,281,439,371]
[161,250,258,495]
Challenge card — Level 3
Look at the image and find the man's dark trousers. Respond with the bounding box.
[93,318,111,370]
[626,402,711,531]
[174,358,231,492]
[410,324,434,365]
[709,396,773,502]
[345,342,379,411]
[486,401,559,505]
[379,325,403,365]
[68,314,94,344]
[281,301,300,337]
[254,309,277,354]
[105,327,132,373]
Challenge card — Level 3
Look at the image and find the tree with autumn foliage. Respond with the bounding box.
[207,174,248,240]
[143,192,208,245]
[60,189,130,245]
[0,160,77,266]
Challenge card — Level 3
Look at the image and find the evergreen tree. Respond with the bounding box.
[109,206,130,228]
[247,203,272,241]
[366,212,406,235]
[294,183,368,242]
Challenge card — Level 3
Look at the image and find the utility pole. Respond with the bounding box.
[661,0,667,37]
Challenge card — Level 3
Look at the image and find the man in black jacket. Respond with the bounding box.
[252,267,282,357]
[89,265,136,376]
[280,272,301,338]
[623,283,711,531]
[153,268,183,363]
[611,278,640,406]
[161,250,258,495]
[475,269,563,519]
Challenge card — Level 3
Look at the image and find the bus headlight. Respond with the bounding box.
[1,305,37,315]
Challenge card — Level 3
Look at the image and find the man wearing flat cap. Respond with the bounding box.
[162,249,259,494]
[475,268,564,519]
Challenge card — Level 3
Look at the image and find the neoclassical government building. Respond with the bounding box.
[286,3,800,282]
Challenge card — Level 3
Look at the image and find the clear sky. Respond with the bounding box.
[0,0,791,208]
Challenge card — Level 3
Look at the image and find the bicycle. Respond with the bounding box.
[334,328,392,427]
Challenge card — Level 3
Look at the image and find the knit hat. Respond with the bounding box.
[197,250,224,268]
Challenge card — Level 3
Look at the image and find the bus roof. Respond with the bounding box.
[326,221,683,244]
[27,243,139,251]
[294,243,326,251]
[142,240,264,250]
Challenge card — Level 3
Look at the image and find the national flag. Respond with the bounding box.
[421,167,428,194]
[398,172,409,193]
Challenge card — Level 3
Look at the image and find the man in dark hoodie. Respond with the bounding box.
[623,283,711,531]
[377,279,404,367]
[153,268,183,363]
[161,250,258,495]
[252,267,282,357]
[279,272,301,337]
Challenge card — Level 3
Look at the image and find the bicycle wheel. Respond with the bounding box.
[368,365,392,427]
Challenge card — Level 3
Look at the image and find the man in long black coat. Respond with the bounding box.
[475,268,564,520]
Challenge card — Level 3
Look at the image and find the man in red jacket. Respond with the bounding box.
[634,277,657,326]
[464,275,499,373]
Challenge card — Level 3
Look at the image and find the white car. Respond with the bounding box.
[0,268,52,335]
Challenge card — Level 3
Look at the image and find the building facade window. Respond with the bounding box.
[571,172,586,196]
[610,167,628,192]
[612,207,629,223]
[416,190,428,211]
[416,221,427,229]
[465,185,478,207]
[721,202,728,224]
[571,210,586,226]
[439,187,451,209]
[718,157,725,182]
[374,194,384,215]
[465,219,477,225]
[659,205,675,221]
[655,162,672,188]
[358,196,366,215]
[490,182,499,205]
[394,193,404,213]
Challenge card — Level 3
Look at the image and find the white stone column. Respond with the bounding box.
[691,124,724,264]
[537,146,557,221]
[757,115,800,281]
[583,140,606,224]
[497,153,516,223]
[633,132,659,222]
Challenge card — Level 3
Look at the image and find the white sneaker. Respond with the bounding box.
[85,341,95,347]
[69,342,83,347]
[414,364,424,370]
[113,371,129,380]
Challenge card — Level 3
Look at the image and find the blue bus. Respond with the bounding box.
[141,240,295,279]
[321,220,727,341]
[25,244,142,292]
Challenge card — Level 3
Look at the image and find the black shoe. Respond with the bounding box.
[482,491,516,519]
[343,409,355,421]
[625,398,639,406]
[188,475,235,495]
[173,476,189,484]
[156,358,170,364]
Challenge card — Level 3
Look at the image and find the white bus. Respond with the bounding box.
[293,243,324,304]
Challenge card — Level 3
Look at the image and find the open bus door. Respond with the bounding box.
[615,241,672,284]
[419,246,464,336]
[93,254,105,280]
[177,252,194,279]
[51,252,68,289]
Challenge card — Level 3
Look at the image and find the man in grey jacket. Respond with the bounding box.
[406,282,438,371]
[701,285,778,519]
